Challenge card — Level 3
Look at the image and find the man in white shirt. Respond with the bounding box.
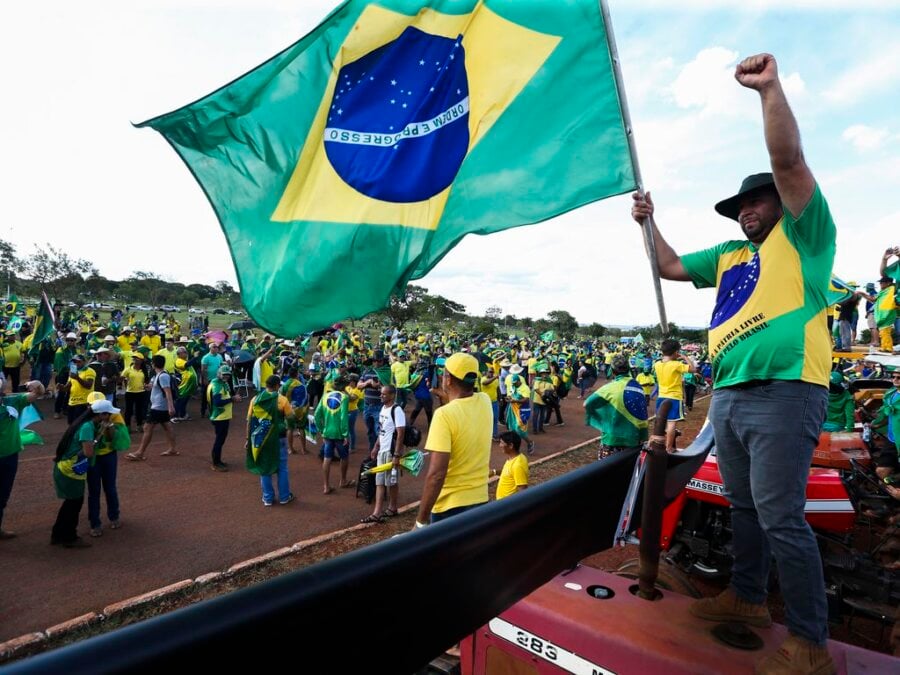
[361,385,405,523]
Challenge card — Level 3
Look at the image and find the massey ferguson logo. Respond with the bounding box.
[688,479,724,496]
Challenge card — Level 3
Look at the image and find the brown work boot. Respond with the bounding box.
[690,587,772,627]
[755,635,835,675]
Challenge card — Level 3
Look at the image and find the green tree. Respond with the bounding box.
[485,305,502,320]
[546,309,578,336]
[585,322,607,338]
[22,244,97,302]
[0,238,22,281]
[385,284,428,328]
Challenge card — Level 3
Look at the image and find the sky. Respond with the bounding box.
[2,0,898,329]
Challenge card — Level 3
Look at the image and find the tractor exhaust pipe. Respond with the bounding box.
[637,399,671,600]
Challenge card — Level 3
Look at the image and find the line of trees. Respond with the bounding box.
[0,238,240,309]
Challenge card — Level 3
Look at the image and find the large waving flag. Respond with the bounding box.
[138,0,636,336]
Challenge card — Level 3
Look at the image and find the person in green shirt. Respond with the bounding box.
[632,54,835,670]
[822,372,855,432]
[53,333,79,419]
[314,377,352,494]
[207,365,242,472]
[0,380,45,539]
[51,399,117,548]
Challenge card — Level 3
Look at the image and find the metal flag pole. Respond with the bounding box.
[599,0,669,335]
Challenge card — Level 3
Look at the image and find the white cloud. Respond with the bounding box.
[670,47,741,115]
[823,44,900,106]
[841,124,891,152]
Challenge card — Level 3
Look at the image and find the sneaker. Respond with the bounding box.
[211,463,230,472]
[109,520,121,530]
[279,493,295,505]
[89,527,103,538]
[689,588,772,627]
[755,635,835,675]
[262,500,273,507]
[170,417,180,424]
[63,537,92,549]
[526,440,535,455]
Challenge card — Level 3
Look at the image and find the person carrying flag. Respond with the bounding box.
[632,53,836,672]
[314,377,353,494]
[246,375,294,506]
[584,357,648,460]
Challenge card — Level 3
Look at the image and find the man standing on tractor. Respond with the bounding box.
[632,54,836,673]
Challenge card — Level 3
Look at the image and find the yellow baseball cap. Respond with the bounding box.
[445,352,479,384]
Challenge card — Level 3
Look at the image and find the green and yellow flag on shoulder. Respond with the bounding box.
[138,0,636,336]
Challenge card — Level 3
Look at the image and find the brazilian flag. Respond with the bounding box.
[827,276,856,305]
[138,0,635,336]
[28,292,57,360]
[3,293,18,316]
[584,377,648,449]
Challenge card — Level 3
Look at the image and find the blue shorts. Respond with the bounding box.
[321,438,349,461]
[655,397,684,421]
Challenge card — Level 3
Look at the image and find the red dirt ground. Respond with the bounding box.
[3,386,892,657]
[1,385,631,642]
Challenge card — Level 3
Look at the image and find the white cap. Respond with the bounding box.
[65,332,78,340]
[91,399,120,415]
[94,347,111,354]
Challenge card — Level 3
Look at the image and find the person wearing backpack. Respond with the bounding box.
[361,384,405,523]
[126,354,176,461]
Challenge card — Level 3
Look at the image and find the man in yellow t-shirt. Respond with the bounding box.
[494,431,529,500]
[140,327,162,355]
[2,331,25,392]
[66,354,96,423]
[413,353,492,528]
[653,340,696,452]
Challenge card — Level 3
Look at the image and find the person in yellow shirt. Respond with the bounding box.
[652,339,696,452]
[66,354,96,423]
[493,431,529,500]
[480,363,500,441]
[2,331,25,392]
[116,327,134,352]
[413,353,492,528]
[390,351,411,409]
[636,367,656,410]
[140,327,162,355]
[344,374,363,452]
[121,353,149,432]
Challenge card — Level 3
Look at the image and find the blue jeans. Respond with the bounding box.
[34,362,53,387]
[174,395,190,419]
[363,403,380,450]
[491,401,499,439]
[838,319,852,351]
[347,410,359,450]
[87,452,120,529]
[0,452,19,530]
[260,439,291,504]
[532,403,546,433]
[709,381,828,645]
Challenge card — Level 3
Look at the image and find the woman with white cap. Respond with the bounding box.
[52,399,120,548]
[85,393,130,537]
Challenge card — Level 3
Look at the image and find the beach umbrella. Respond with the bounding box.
[231,349,256,365]
[204,330,228,345]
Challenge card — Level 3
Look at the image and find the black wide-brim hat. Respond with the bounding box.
[714,172,777,221]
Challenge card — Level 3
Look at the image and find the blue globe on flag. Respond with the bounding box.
[623,383,649,421]
[710,253,760,329]
[325,392,343,411]
[324,27,470,203]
